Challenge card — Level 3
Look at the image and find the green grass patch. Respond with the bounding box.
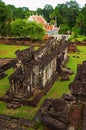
[0,68,14,97]
[0,44,29,58]
[0,104,39,120]
[69,35,86,42]
[67,46,86,72]
[0,44,39,58]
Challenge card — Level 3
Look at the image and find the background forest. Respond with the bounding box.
[0,0,86,38]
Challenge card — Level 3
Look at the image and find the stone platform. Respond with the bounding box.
[0,114,34,130]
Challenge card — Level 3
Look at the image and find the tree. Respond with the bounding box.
[36,8,43,15]
[66,0,79,9]
[49,5,61,26]
[66,1,80,28]
[6,4,16,20]
[6,5,30,20]
[11,19,29,37]
[43,4,53,22]
[75,5,86,35]
[11,19,45,40]
[59,24,70,34]
[55,4,69,26]
[0,1,12,36]
[26,21,45,40]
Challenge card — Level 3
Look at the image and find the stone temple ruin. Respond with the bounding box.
[9,37,68,96]
[40,97,82,130]
[0,37,69,108]
[69,60,86,101]
[0,38,86,130]
[38,60,86,130]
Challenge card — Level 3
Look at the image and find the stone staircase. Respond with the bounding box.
[7,94,24,109]
[0,114,34,130]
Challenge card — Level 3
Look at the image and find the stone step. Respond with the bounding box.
[7,102,21,109]
[12,98,22,102]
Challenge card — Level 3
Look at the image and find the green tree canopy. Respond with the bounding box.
[59,24,70,34]
[43,4,53,22]
[0,1,12,36]
[0,0,86,37]
[75,5,86,35]
[36,8,43,15]
[11,19,45,40]
[26,21,45,40]
[11,19,28,37]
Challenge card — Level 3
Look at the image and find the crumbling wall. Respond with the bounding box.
[69,60,86,101]
[0,37,69,108]
[40,98,83,130]
[68,42,79,53]
[8,37,68,97]
[40,60,86,130]
[0,37,45,46]
[0,58,14,79]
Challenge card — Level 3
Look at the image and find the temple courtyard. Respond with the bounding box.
[0,41,86,130]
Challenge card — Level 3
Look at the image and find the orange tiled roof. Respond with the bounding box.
[31,15,47,25]
[29,15,59,34]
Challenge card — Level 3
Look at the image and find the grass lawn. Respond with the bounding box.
[0,44,86,120]
[69,35,86,42]
[0,44,38,58]
[0,44,29,58]
[0,69,13,97]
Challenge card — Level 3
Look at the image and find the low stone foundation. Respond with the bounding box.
[0,37,45,46]
[0,72,59,108]
[34,98,85,130]
[0,58,14,79]
[0,114,34,130]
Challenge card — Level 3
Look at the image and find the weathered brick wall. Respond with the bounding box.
[0,37,45,46]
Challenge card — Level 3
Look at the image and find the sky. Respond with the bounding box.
[3,0,86,10]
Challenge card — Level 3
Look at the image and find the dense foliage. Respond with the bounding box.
[0,0,86,37]
[11,19,45,40]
